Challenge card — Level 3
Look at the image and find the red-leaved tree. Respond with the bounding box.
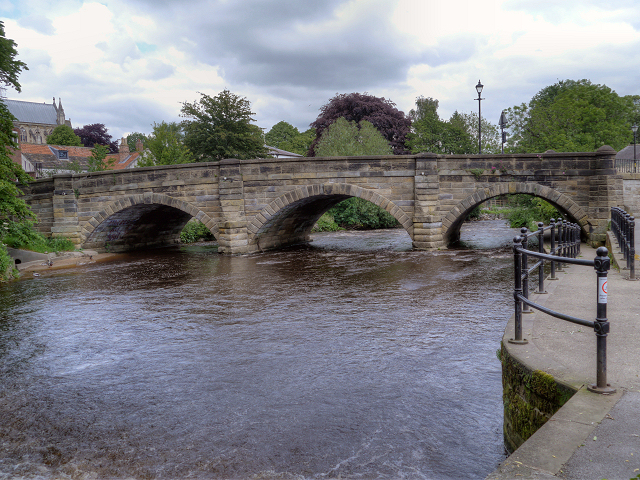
[308,93,411,156]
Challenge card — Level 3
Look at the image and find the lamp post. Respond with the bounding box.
[633,125,638,173]
[475,80,484,154]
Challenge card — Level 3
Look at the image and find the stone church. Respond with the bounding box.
[3,96,71,144]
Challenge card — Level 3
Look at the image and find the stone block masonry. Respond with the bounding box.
[19,147,623,254]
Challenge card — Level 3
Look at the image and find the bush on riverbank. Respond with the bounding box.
[1,221,76,253]
[180,220,215,243]
[475,195,562,232]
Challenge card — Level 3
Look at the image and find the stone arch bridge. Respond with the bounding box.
[21,146,622,254]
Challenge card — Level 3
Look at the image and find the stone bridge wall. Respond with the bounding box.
[621,173,640,216]
[20,147,622,254]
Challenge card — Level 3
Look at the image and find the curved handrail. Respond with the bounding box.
[509,228,614,394]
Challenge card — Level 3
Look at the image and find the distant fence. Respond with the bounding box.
[611,207,636,280]
[615,158,638,173]
[509,221,614,394]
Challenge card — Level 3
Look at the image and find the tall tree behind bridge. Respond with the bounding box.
[136,121,193,166]
[265,121,315,156]
[505,79,634,153]
[308,92,411,156]
[406,97,475,154]
[181,90,269,161]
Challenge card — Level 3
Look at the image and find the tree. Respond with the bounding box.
[136,121,193,167]
[46,124,82,146]
[0,21,28,93]
[127,132,147,153]
[181,90,269,161]
[309,92,411,156]
[505,79,634,153]
[265,121,314,155]
[315,117,392,157]
[456,111,501,154]
[87,144,113,172]
[406,97,475,154]
[265,121,299,148]
[74,123,118,153]
[0,24,34,278]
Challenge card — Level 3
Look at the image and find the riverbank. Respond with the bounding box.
[488,236,640,479]
[14,249,119,274]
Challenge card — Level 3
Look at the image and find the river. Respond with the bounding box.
[0,220,518,480]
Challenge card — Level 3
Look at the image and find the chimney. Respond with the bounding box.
[135,138,144,152]
[119,137,130,162]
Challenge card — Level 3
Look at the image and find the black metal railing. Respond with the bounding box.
[611,207,636,280]
[615,158,638,173]
[509,225,614,394]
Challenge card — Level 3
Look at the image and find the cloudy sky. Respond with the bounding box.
[2,0,639,142]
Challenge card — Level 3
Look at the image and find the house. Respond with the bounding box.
[2,97,71,145]
[12,137,143,178]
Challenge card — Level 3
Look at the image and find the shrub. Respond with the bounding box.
[1,221,75,253]
[313,212,341,232]
[328,197,399,229]
[180,220,214,243]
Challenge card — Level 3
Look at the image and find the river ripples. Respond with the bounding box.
[0,220,517,479]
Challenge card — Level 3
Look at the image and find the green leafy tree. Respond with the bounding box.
[456,111,501,154]
[265,121,299,148]
[0,24,35,278]
[264,121,314,155]
[87,144,112,172]
[315,117,392,157]
[46,124,82,146]
[505,79,634,152]
[181,90,269,161]
[0,21,28,92]
[136,121,193,167]
[126,132,147,153]
[406,97,475,154]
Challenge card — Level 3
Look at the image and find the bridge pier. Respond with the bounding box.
[412,153,445,249]
[52,174,82,246]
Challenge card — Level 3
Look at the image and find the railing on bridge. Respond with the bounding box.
[509,222,614,394]
[611,207,636,280]
[615,158,638,173]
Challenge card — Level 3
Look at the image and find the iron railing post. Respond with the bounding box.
[556,220,564,272]
[536,222,546,294]
[588,246,615,394]
[630,217,636,280]
[549,219,557,280]
[521,227,532,313]
[510,236,527,344]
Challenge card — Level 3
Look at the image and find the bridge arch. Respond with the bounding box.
[246,183,413,252]
[442,182,590,245]
[81,192,217,252]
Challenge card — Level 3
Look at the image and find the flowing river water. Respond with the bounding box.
[0,220,520,480]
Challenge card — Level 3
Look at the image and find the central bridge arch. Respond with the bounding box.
[246,183,413,253]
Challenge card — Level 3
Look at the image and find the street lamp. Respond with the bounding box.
[632,125,638,173]
[475,80,484,154]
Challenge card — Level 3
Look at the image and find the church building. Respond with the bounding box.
[3,97,71,144]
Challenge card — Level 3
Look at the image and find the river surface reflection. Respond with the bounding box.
[0,220,517,480]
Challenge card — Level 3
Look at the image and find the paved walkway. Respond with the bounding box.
[488,233,640,480]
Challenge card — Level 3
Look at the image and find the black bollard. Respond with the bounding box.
[588,246,616,394]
